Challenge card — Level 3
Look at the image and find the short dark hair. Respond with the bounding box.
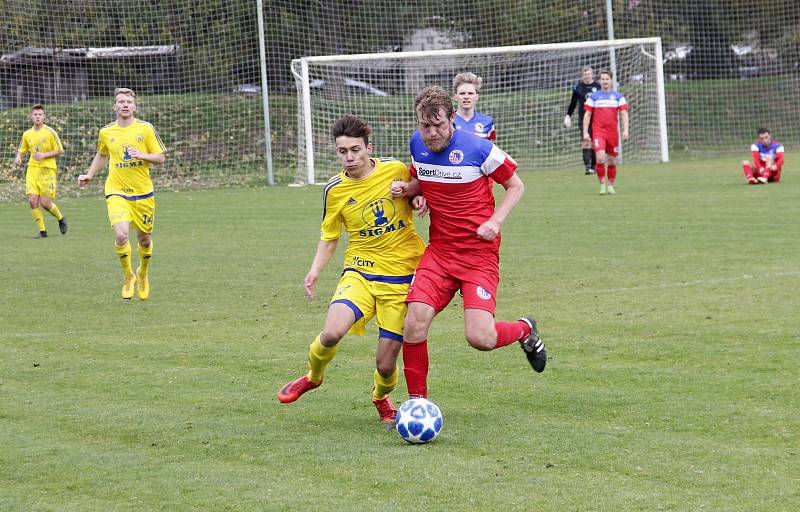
[757,127,770,136]
[31,104,44,111]
[598,69,613,79]
[415,86,454,120]
[331,114,371,146]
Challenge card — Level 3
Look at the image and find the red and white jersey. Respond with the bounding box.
[751,140,784,167]
[409,129,517,253]
[584,89,627,134]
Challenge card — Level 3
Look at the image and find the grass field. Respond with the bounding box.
[1,158,798,511]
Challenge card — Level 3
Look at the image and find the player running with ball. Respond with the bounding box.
[392,86,546,400]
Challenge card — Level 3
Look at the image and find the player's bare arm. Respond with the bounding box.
[127,147,165,165]
[304,239,338,300]
[412,195,429,218]
[391,178,428,216]
[32,148,64,161]
[582,112,592,142]
[621,110,630,141]
[78,152,109,187]
[13,152,23,167]
[390,177,421,198]
[477,173,524,241]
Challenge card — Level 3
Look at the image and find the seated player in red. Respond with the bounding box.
[742,127,784,184]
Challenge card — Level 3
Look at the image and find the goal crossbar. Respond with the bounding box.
[293,37,668,184]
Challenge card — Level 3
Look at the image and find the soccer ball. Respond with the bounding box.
[395,398,443,444]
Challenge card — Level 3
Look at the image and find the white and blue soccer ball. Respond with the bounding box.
[395,398,443,444]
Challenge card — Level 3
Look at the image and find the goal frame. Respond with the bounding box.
[292,37,668,185]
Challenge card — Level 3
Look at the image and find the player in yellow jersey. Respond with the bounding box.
[78,88,166,300]
[14,104,66,238]
[278,114,426,422]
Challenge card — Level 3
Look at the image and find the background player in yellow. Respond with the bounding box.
[278,114,426,422]
[14,104,67,238]
[78,88,166,300]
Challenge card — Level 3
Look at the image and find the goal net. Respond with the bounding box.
[0,0,267,201]
[292,38,667,184]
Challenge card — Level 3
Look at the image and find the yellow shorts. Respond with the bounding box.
[25,167,57,198]
[106,195,156,233]
[330,271,410,341]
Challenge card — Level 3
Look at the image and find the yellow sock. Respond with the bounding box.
[31,208,45,232]
[372,367,399,400]
[138,241,153,275]
[114,241,134,278]
[46,203,63,220]
[306,335,338,384]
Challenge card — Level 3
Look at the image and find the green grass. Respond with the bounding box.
[1,158,798,511]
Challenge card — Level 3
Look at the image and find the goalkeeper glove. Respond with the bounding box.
[563,115,571,128]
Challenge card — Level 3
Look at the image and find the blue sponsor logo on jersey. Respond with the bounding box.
[116,145,144,168]
[358,197,407,237]
[361,198,396,227]
[371,200,389,226]
[359,219,407,238]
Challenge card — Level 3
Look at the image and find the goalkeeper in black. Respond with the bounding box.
[565,66,601,174]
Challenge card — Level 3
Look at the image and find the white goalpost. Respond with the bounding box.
[292,38,668,185]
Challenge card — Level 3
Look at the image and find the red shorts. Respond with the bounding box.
[592,132,619,157]
[754,163,782,183]
[406,245,499,314]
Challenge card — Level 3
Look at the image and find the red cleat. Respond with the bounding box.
[373,396,398,423]
[277,375,321,403]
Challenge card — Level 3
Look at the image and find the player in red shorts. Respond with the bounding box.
[742,127,784,184]
[583,69,629,195]
[391,86,546,400]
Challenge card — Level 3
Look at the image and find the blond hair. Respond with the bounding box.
[113,88,137,107]
[114,87,136,98]
[453,72,482,93]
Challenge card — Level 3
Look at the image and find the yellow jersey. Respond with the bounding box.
[97,119,165,199]
[321,158,425,279]
[18,125,63,170]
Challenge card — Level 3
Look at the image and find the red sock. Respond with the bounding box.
[742,162,753,178]
[607,165,617,183]
[494,320,530,348]
[596,163,606,181]
[402,340,428,399]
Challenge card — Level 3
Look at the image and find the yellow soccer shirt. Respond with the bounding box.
[321,158,425,278]
[18,125,63,170]
[97,119,165,199]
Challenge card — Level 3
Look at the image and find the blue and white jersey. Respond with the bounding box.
[751,141,784,162]
[454,111,496,140]
[584,90,627,133]
[409,129,516,250]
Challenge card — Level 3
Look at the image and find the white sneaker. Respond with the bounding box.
[757,176,768,184]
[607,184,616,195]
[599,182,607,195]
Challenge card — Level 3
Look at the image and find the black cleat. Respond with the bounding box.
[519,317,546,372]
[58,217,68,234]
[35,231,48,238]
[585,168,596,175]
